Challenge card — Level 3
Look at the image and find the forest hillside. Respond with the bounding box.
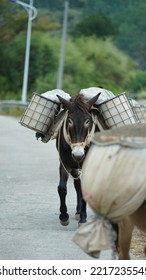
[1,0,146,100]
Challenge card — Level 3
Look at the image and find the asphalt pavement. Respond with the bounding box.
[0,115,112,260]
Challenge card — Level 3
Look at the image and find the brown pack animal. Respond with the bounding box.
[56,93,109,225]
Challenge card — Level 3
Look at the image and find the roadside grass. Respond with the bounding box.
[0,107,25,117]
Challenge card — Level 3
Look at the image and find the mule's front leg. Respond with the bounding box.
[74,178,87,224]
[80,198,87,224]
[58,163,69,226]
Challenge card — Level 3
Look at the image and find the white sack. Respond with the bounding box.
[41,89,71,103]
[81,144,146,222]
[80,87,115,104]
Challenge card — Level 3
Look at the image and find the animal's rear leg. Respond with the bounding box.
[118,218,134,260]
[58,164,69,226]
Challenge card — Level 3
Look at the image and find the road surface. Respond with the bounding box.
[0,115,112,260]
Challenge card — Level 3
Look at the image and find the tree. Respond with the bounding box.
[0,1,27,41]
[71,11,117,38]
[115,2,146,70]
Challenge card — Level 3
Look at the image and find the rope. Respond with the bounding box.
[57,119,80,180]
[57,112,97,180]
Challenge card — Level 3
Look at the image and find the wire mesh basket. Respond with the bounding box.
[132,104,146,123]
[98,93,137,128]
[20,93,60,135]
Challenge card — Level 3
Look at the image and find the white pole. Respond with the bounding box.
[57,1,69,89]
[10,0,37,103]
[21,0,34,103]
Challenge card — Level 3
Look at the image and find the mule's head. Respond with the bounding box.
[57,93,101,162]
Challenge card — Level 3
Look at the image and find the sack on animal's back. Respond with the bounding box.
[81,123,146,223]
[41,89,72,141]
[80,86,115,105]
[41,89,71,103]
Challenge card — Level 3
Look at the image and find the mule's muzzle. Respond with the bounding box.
[71,145,85,162]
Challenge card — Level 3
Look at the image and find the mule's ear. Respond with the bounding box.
[87,93,101,109]
[57,95,72,110]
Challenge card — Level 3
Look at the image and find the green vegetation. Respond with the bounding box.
[71,11,117,38]
[0,107,25,117]
[0,0,146,104]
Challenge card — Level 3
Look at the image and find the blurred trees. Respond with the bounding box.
[35,0,146,70]
[114,1,146,70]
[71,12,117,38]
[0,0,27,40]
[0,0,146,101]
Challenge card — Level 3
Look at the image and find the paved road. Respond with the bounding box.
[0,115,112,260]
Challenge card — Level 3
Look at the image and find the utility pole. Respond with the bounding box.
[10,0,37,103]
[57,1,69,89]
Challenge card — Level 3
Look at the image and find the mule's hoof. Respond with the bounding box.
[60,219,69,226]
[75,213,80,220]
[78,219,87,226]
[78,222,86,227]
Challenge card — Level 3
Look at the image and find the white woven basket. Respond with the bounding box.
[132,104,146,123]
[20,93,59,134]
[98,93,137,128]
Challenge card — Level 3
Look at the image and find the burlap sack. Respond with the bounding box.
[72,215,116,258]
[73,124,146,258]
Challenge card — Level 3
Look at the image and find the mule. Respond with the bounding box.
[56,93,106,226]
[118,202,146,259]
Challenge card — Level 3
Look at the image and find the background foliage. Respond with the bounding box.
[0,0,146,101]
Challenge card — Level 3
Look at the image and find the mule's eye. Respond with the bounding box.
[84,119,90,127]
[68,118,73,126]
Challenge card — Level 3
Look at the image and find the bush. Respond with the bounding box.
[72,11,117,38]
[128,71,146,92]
[62,37,137,94]
[0,32,138,99]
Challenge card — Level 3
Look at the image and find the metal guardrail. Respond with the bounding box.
[0,100,28,111]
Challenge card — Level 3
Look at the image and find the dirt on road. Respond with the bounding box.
[131,228,146,259]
